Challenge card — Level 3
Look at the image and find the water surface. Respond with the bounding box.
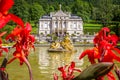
[6,47,91,80]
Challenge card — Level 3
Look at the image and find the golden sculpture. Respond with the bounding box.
[61,36,74,51]
[50,42,61,49]
[49,36,75,52]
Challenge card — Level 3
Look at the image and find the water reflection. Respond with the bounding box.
[37,47,89,80]
[6,47,92,80]
[38,47,49,69]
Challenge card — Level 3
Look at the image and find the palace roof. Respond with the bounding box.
[53,10,68,17]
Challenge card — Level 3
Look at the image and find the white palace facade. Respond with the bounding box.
[38,6,83,37]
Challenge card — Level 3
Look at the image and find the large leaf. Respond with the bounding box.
[1,58,8,68]
[0,58,8,80]
[73,62,114,80]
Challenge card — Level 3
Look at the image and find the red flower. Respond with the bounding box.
[10,14,24,27]
[57,62,81,80]
[0,0,14,28]
[0,32,8,56]
[79,47,100,64]
[6,26,22,40]
[94,27,110,45]
[0,0,14,13]
[7,22,35,64]
[107,72,116,80]
[108,34,118,46]
[6,22,34,80]
[0,0,24,29]
[80,27,120,80]
[0,0,34,80]
[7,48,25,65]
[53,73,58,80]
[58,65,67,79]
[97,39,120,62]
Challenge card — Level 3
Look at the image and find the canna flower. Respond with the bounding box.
[0,32,8,56]
[106,72,116,80]
[0,0,14,28]
[79,27,120,80]
[107,34,118,46]
[57,62,81,80]
[94,27,110,45]
[0,0,34,80]
[0,0,24,29]
[6,22,35,80]
[58,65,67,79]
[79,47,100,64]
[7,22,35,65]
[53,73,58,80]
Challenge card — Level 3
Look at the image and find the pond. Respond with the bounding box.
[5,46,92,80]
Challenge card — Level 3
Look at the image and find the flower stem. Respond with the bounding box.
[24,57,33,80]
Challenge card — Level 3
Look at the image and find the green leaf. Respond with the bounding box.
[73,62,114,80]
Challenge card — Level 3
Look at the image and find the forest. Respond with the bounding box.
[2,0,119,35]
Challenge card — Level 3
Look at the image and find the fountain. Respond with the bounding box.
[48,35,76,52]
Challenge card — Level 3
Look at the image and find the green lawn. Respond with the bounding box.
[83,23,102,34]
[84,23,102,27]
[84,23,102,29]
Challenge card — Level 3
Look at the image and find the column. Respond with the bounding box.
[57,20,59,36]
[51,20,54,34]
[38,21,41,41]
[62,21,64,35]
[53,21,55,33]
[66,21,68,31]
[76,21,79,30]
[38,21,41,34]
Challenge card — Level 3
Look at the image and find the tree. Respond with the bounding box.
[112,5,120,22]
[30,3,45,27]
[45,5,55,14]
[72,0,92,22]
[93,0,113,26]
[111,4,120,36]
[11,0,30,22]
[63,6,71,12]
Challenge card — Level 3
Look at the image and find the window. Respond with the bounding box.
[63,22,66,29]
[41,24,43,29]
[55,22,57,28]
[73,22,77,29]
[79,24,82,30]
[44,23,48,29]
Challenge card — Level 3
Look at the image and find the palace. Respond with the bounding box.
[38,5,83,37]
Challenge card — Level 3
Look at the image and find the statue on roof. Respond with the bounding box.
[59,4,62,11]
